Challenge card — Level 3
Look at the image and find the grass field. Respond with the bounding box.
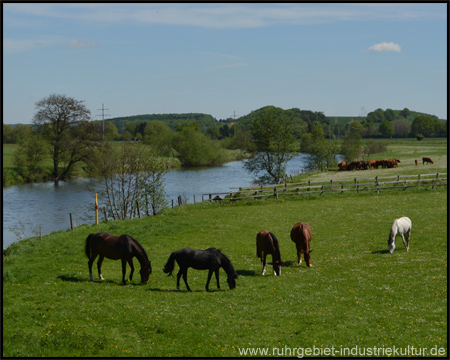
[3,186,447,357]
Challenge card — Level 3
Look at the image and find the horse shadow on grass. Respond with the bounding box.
[57,275,141,285]
[372,249,391,255]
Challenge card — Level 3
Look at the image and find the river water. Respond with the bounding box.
[3,154,311,249]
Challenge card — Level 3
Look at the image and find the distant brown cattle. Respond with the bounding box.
[422,157,433,165]
[347,160,362,171]
[415,159,418,166]
[338,161,347,171]
[290,222,313,267]
[366,160,377,169]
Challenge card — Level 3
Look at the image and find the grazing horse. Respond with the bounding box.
[85,232,152,284]
[415,159,418,166]
[163,248,238,291]
[290,222,313,267]
[388,217,412,254]
[422,157,433,165]
[256,231,282,276]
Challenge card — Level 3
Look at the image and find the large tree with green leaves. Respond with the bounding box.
[33,94,101,181]
[244,106,298,184]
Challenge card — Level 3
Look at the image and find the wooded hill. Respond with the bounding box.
[102,106,445,136]
[105,113,217,133]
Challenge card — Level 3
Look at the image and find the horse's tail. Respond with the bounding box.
[163,251,177,276]
[269,232,281,261]
[256,234,262,259]
[85,234,94,259]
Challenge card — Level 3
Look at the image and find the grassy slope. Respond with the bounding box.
[3,186,447,357]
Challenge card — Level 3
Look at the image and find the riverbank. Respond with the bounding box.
[3,186,447,357]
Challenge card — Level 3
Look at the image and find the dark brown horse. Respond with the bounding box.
[85,232,152,284]
[290,222,313,267]
[256,231,282,276]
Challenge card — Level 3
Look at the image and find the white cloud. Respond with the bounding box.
[366,42,402,53]
[65,39,98,49]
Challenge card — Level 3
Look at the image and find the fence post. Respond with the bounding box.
[341,184,344,194]
[39,225,42,241]
[330,179,333,191]
[321,185,324,195]
[436,173,439,179]
[230,192,233,201]
[193,195,196,204]
[178,195,182,206]
[357,184,359,193]
[274,187,278,199]
[70,213,73,230]
[103,207,108,222]
[308,180,311,192]
[172,199,174,208]
[432,179,435,190]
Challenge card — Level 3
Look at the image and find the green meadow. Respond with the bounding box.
[3,185,447,357]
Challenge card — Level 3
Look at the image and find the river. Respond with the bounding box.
[3,154,311,249]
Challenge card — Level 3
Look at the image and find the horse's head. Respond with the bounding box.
[140,261,152,284]
[227,274,238,290]
[388,238,395,254]
[388,232,395,254]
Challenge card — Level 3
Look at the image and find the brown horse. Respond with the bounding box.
[85,232,152,284]
[290,222,313,267]
[256,231,282,276]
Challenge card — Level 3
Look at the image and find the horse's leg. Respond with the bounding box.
[261,253,267,275]
[297,245,302,265]
[182,269,191,292]
[176,269,183,291]
[128,258,134,282]
[97,255,105,280]
[87,252,98,281]
[404,232,411,252]
[205,270,214,292]
[121,259,128,284]
[215,269,220,289]
[401,234,408,252]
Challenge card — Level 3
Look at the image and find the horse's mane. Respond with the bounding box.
[125,235,150,264]
[269,232,281,260]
[217,250,237,277]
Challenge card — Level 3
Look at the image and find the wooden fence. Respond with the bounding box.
[202,173,447,202]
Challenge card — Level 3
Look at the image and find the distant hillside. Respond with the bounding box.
[95,107,445,135]
[103,113,217,134]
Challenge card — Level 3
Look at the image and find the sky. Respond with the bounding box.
[2,3,448,125]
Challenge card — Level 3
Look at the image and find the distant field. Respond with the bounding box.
[291,138,447,183]
[3,185,447,357]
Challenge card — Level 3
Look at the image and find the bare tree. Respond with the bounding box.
[33,94,101,181]
[87,141,168,220]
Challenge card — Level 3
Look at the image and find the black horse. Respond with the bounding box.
[163,247,238,291]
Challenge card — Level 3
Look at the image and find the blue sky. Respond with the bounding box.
[3,3,447,124]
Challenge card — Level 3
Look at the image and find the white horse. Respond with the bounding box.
[388,217,412,254]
